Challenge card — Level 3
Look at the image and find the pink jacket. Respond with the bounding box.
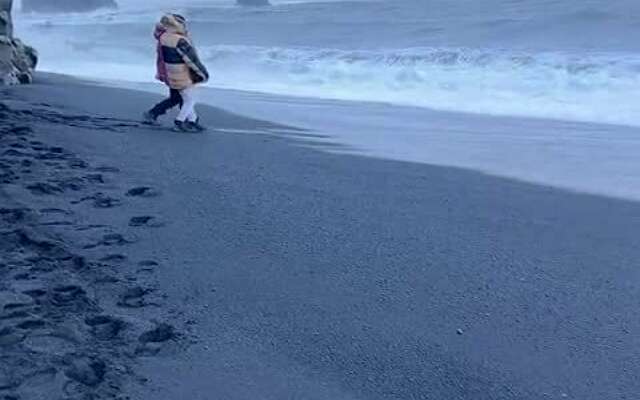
[154,23,168,84]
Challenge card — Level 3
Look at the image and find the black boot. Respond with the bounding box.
[186,119,206,132]
[173,120,190,132]
[142,111,159,125]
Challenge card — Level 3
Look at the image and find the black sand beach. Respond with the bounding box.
[2,74,640,399]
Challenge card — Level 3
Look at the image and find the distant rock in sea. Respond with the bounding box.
[0,0,13,37]
[236,0,271,6]
[1,0,37,85]
[22,0,118,13]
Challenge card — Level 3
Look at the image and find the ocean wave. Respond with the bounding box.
[14,0,640,126]
[198,45,640,126]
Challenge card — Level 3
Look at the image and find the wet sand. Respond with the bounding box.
[2,74,640,399]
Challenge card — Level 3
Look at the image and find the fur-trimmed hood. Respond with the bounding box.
[159,13,187,36]
[153,23,166,40]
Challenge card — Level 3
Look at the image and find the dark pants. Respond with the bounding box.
[148,88,183,119]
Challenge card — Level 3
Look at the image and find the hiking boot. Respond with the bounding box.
[142,111,159,125]
[173,120,190,132]
[186,120,206,132]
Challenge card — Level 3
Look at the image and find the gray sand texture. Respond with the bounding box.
[2,75,639,399]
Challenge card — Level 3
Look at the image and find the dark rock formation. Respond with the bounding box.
[22,0,118,13]
[0,0,13,37]
[1,0,37,85]
[237,0,271,6]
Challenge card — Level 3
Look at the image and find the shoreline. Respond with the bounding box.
[2,74,640,399]
[89,75,640,203]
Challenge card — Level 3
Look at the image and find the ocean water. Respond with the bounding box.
[13,0,640,126]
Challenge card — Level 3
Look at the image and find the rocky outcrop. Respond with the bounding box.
[22,0,118,13]
[1,0,37,85]
[0,0,12,37]
[236,0,271,6]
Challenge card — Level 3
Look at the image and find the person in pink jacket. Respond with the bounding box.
[143,14,209,132]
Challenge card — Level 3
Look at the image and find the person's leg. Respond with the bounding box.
[186,91,198,123]
[176,87,196,122]
[174,88,184,110]
[145,99,171,122]
[175,88,206,132]
[181,88,206,131]
[180,86,206,132]
[145,88,183,121]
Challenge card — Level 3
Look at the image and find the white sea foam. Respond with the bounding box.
[195,45,640,126]
[13,0,640,127]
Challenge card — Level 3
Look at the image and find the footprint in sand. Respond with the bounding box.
[139,323,176,344]
[39,221,73,227]
[126,186,160,198]
[84,233,131,249]
[138,260,159,267]
[16,319,46,330]
[0,326,26,346]
[85,315,126,340]
[75,224,108,232]
[129,216,153,227]
[64,358,106,387]
[48,146,64,154]
[12,273,30,281]
[3,149,32,158]
[25,182,63,195]
[0,291,34,312]
[22,288,47,299]
[50,285,94,311]
[8,230,70,260]
[83,174,104,184]
[72,193,122,209]
[136,323,177,355]
[94,166,120,173]
[40,208,71,215]
[0,208,29,223]
[36,148,67,161]
[137,260,159,273]
[100,234,131,246]
[99,254,127,263]
[129,216,163,228]
[7,126,32,136]
[68,158,89,169]
[57,177,85,191]
[118,286,151,308]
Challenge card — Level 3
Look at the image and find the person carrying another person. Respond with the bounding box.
[143,13,209,132]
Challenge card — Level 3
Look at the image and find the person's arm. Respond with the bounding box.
[155,43,168,83]
[176,38,210,83]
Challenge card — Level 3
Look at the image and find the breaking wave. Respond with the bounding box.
[13,0,640,126]
[200,46,640,126]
